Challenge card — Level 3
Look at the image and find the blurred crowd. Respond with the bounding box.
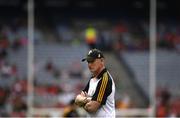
[0,18,28,117]
[55,19,180,53]
[156,87,180,117]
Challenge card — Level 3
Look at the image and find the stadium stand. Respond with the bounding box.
[0,0,180,117]
[120,51,150,97]
[156,49,180,96]
[34,43,89,108]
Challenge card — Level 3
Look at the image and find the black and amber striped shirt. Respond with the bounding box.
[83,68,115,117]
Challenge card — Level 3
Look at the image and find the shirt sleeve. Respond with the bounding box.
[91,73,112,105]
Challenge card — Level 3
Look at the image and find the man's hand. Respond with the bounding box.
[75,91,91,107]
[75,94,86,107]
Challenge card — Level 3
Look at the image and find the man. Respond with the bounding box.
[75,49,115,117]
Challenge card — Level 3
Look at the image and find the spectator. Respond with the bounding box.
[0,61,12,78]
[62,99,79,117]
[85,25,97,49]
[156,88,171,117]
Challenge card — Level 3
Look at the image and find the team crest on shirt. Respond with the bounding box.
[88,50,92,55]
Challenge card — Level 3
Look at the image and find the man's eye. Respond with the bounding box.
[88,61,94,63]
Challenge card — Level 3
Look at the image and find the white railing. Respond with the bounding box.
[30,108,153,117]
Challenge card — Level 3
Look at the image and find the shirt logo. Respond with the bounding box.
[88,50,93,55]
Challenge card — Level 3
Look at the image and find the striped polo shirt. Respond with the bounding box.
[83,68,115,117]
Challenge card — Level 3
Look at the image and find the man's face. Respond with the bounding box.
[87,58,103,74]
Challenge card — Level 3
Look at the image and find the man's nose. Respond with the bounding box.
[88,63,91,66]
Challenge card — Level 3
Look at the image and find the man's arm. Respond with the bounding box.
[84,100,101,113]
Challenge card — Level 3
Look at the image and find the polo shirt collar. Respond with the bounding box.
[96,68,107,79]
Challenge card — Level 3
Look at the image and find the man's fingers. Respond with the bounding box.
[84,92,88,96]
[81,91,88,97]
[81,91,88,96]
[81,91,85,96]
